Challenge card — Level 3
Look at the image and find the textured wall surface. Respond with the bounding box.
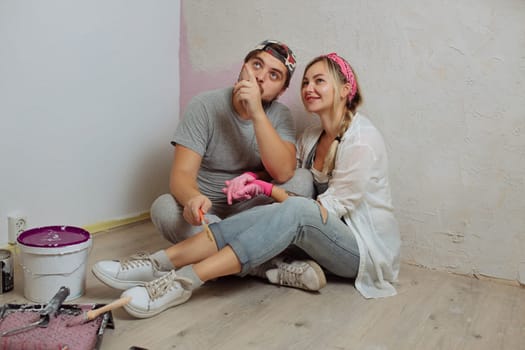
[181,0,525,282]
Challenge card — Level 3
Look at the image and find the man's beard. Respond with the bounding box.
[260,86,279,108]
[261,98,275,109]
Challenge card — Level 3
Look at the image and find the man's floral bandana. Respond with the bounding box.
[252,39,297,78]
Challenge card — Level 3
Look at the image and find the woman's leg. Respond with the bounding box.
[164,230,242,282]
[211,197,360,278]
[192,246,241,281]
[164,230,219,268]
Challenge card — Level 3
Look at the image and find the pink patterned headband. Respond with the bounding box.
[324,53,357,101]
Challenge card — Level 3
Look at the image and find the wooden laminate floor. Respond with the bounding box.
[1,221,523,350]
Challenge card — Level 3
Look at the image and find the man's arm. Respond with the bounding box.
[235,66,296,182]
[252,117,296,183]
[169,145,211,225]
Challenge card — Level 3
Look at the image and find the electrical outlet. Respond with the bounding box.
[8,215,27,244]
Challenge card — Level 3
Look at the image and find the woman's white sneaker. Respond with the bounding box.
[122,270,193,319]
[92,252,169,290]
[265,259,326,291]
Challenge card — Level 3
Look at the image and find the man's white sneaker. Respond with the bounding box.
[122,270,193,319]
[92,252,169,290]
[265,259,326,291]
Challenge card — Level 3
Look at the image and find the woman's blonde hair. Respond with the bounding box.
[303,55,362,175]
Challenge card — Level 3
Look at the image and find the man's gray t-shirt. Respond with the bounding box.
[172,87,296,204]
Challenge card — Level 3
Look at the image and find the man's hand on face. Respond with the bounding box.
[237,63,251,82]
[234,64,264,119]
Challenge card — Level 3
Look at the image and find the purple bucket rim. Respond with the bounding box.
[17,225,91,248]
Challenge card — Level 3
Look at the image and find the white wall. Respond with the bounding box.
[181,0,525,282]
[0,1,181,244]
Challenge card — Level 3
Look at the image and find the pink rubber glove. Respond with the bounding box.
[232,179,273,202]
[223,172,258,205]
[244,179,273,196]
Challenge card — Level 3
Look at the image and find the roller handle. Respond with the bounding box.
[85,296,132,321]
[40,286,70,316]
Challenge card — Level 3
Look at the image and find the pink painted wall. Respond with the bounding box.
[179,2,238,114]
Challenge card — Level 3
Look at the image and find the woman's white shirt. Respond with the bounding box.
[297,113,401,298]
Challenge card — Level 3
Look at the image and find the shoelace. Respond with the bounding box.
[120,251,160,271]
[276,261,309,288]
[144,270,193,301]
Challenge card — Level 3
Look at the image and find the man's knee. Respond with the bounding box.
[150,194,186,243]
[151,194,180,224]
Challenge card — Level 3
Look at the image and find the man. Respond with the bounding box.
[151,40,313,243]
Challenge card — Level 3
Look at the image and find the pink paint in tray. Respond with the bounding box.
[0,303,113,350]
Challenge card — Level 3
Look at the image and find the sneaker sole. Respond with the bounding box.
[92,265,148,290]
[123,290,192,319]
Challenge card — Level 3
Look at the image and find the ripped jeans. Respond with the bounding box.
[210,197,360,279]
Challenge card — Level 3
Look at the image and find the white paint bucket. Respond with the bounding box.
[17,226,92,302]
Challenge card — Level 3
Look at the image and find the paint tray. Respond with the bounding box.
[0,303,114,350]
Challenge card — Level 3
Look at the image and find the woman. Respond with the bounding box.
[92,53,400,319]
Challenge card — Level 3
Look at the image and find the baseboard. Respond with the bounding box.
[404,261,523,288]
[471,271,523,287]
[83,212,151,234]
